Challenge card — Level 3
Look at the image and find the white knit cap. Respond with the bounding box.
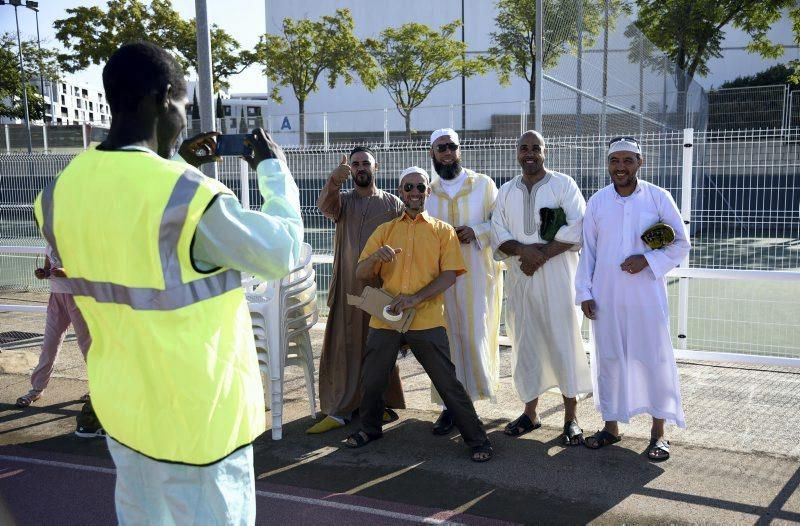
[399,166,430,184]
[430,128,459,146]
[608,138,641,156]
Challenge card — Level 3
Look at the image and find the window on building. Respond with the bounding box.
[248,118,257,126]
[61,107,68,116]
[76,99,82,109]
[89,112,94,121]
[89,101,94,111]
[247,106,261,116]
[74,109,79,118]
[60,95,65,105]
[224,105,232,116]
[82,88,88,98]
[62,83,67,93]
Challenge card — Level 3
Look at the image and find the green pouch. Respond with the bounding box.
[539,207,567,242]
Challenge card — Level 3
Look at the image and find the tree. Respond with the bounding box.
[364,21,490,137]
[191,89,200,120]
[489,0,628,103]
[720,63,799,89]
[631,0,800,123]
[0,33,61,120]
[253,8,375,145]
[53,0,250,91]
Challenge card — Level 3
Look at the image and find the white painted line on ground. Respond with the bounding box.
[254,489,464,525]
[0,454,116,475]
[0,454,465,525]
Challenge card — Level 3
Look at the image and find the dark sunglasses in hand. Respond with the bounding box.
[435,142,459,153]
[403,182,428,192]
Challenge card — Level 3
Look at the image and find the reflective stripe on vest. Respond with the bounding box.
[39,168,240,310]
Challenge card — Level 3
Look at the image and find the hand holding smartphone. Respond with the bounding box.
[215,134,253,157]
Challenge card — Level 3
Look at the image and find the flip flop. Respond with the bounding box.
[562,419,584,446]
[344,430,383,449]
[15,390,42,408]
[503,413,541,437]
[584,429,622,449]
[471,441,494,462]
[306,415,346,434]
[647,438,670,461]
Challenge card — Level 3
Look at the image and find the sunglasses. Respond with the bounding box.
[434,143,459,153]
[608,136,640,146]
[403,183,428,192]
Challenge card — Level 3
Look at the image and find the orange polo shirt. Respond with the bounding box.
[358,210,466,331]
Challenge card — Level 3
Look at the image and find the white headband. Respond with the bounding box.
[399,166,430,184]
[608,139,641,156]
[430,128,459,146]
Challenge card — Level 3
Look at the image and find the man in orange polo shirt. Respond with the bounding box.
[345,166,493,462]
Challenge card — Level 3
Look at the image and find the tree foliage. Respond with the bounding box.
[254,8,374,143]
[0,33,61,120]
[720,63,798,89]
[489,0,629,101]
[632,0,799,85]
[53,0,250,91]
[365,21,490,135]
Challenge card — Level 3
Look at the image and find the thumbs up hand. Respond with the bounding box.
[330,154,352,186]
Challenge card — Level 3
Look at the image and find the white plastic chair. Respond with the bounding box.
[246,242,317,439]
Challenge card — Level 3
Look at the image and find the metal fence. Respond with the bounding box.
[2,129,799,364]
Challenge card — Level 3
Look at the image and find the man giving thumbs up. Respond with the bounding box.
[310,147,408,434]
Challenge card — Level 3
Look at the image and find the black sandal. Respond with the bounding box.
[584,429,621,449]
[471,441,494,462]
[562,420,584,446]
[503,414,541,437]
[344,430,382,449]
[647,438,670,461]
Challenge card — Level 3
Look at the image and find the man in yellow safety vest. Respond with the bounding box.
[33,41,303,524]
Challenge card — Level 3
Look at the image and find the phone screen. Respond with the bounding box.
[216,134,251,156]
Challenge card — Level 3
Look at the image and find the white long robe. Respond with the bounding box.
[491,172,592,402]
[575,180,691,427]
[426,169,503,402]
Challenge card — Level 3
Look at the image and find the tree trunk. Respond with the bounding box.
[405,112,412,139]
[298,97,306,147]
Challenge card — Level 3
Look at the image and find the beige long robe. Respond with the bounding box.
[317,180,406,417]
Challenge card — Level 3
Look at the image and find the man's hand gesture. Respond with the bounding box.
[370,245,402,263]
[330,155,352,186]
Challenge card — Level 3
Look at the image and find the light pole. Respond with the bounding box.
[1,0,40,153]
[30,2,47,123]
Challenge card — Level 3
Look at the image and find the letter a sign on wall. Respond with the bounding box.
[281,117,291,131]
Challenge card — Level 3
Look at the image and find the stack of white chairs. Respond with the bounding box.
[245,242,318,440]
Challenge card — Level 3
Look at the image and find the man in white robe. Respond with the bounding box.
[425,128,503,435]
[491,130,592,445]
[575,136,691,461]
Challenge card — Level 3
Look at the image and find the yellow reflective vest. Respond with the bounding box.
[34,147,265,465]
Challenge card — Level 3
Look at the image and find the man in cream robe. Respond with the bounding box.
[576,137,690,461]
[425,128,503,435]
[491,130,592,445]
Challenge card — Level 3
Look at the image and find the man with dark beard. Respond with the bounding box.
[425,129,503,435]
[309,146,407,433]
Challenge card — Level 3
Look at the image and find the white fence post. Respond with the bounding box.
[42,124,49,154]
[239,159,250,211]
[383,108,389,149]
[4,125,9,154]
[520,101,527,136]
[677,128,694,350]
[323,112,329,151]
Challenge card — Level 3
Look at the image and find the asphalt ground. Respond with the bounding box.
[1,313,800,525]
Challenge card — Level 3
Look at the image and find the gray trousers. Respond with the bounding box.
[359,327,488,448]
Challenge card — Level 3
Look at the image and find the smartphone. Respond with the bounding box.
[215,134,252,157]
